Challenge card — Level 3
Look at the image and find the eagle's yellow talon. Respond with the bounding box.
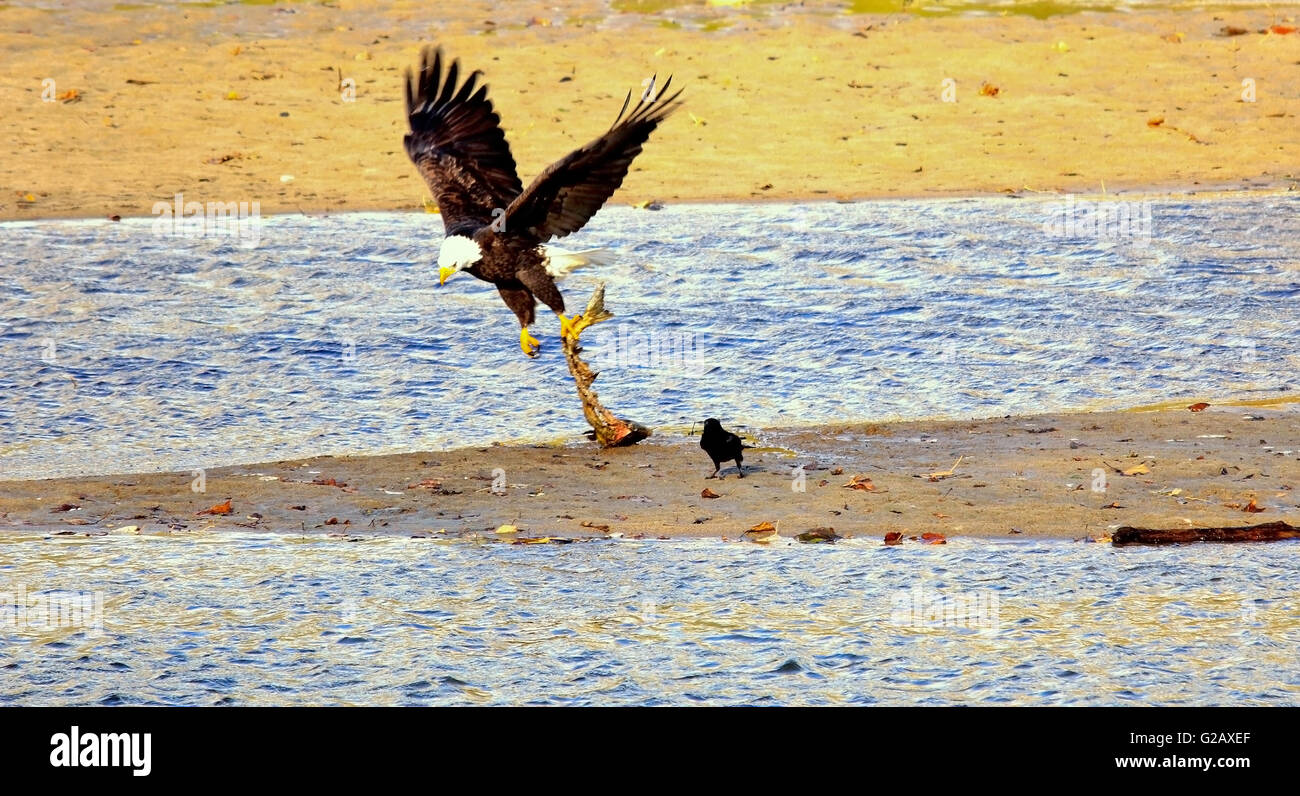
[520,327,540,358]
[556,312,582,340]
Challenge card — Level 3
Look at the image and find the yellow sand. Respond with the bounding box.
[2,1,1297,221]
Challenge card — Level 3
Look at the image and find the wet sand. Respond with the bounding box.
[2,2,1298,221]
[2,404,1296,542]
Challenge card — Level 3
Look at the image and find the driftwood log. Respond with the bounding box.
[561,283,651,448]
[1112,521,1300,547]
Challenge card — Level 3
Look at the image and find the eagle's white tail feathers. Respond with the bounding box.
[542,246,616,279]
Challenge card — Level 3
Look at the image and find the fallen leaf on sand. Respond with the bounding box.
[1147,117,1165,128]
[494,524,519,534]
[1162,32,1184,43]
[51,503,79,513]
[1103,501,1125,509]
[197,498,232,516]
[57,89,81,103]
[933,512,951,520]
[746,521,776,533]
[1218,26,1249,37]
[979,82,1000,97]
[407,478,442,490]
[842,474,876,491]
[884,531,904,546]
[1270,25,1297,35]
[831,467,844,475]
[701,488,720,499]
[1188,402,1210,412]
[1121,463,1150,476]
[312,477,348,488]
[921,532,947,545]
[580,520,611,532]
[1243,499,1265,513]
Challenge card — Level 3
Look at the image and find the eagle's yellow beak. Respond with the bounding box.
[439,266,455,286]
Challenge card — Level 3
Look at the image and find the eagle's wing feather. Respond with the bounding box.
[504,77,683,243]
[405,46,524,232]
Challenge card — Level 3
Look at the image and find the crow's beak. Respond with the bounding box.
[439,266,455,286]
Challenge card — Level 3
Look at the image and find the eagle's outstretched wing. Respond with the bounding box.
[503,76,683,243]
[404,46,524,234]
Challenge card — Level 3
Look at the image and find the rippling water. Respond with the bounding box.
[0,534,1295,706]
[1,196,1297,480]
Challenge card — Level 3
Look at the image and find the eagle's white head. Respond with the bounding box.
[437,235,483,285]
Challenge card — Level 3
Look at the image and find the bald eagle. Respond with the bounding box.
[404,46,683,357]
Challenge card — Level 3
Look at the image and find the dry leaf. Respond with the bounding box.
[579,520,611,532]
[1147,117,1165,128]
[494,524,519,534]
[979,82,1000,97]
[1121,463,1150,476]
[197,498,232,516]
[842,474,876,491]
[747,521,776,533]
[701,488,720,499]
[883,531,904,546]
[1270,25,1297,35]
[57,89,81,103]
[921,532,947,545]
[1188,402,1210,412]
[1243,499,1264,513]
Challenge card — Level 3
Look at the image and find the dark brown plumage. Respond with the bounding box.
[403,45,683,356]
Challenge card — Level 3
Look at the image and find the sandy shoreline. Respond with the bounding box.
[2,404,1296,541]
[3,3,1298,221]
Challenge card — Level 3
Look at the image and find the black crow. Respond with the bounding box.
[699,418,746,479]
